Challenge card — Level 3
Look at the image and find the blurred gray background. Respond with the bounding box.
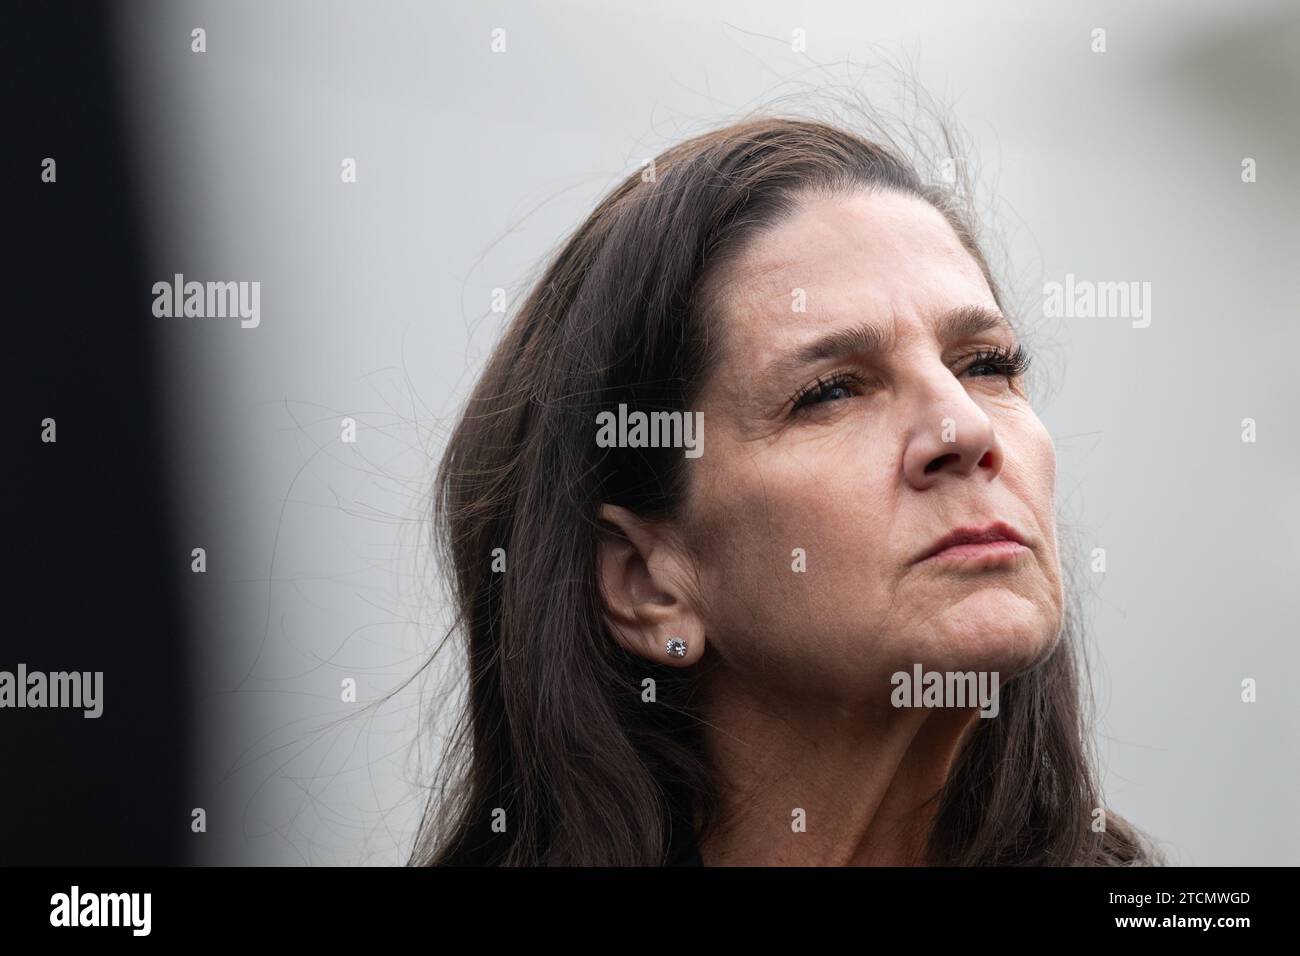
[111,0,1299,865]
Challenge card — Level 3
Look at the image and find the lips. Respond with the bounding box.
[916,521,1029,563]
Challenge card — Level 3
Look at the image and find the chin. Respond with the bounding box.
[915,590,1059,675]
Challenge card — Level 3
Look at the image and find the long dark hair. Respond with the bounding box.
[408,113,1163,866]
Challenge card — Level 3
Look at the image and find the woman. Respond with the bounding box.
[409,114,1162,866]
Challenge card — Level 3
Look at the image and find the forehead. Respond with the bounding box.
[708,189,997,372]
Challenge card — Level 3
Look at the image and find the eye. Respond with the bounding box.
[960,344,1032,381]
[789,371,864,413]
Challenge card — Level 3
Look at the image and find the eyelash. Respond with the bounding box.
[788,344,1032,413]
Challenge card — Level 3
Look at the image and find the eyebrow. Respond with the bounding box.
[762,304,1015,383]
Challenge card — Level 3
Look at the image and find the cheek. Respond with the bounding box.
[1020,417,1058,539]
[1031,414,1057,489]
[1001,412,1063,593]
[684,435,892,636]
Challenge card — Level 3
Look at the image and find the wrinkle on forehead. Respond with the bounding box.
[701,190,996,393]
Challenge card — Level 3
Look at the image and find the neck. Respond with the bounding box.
[695,677,982,866]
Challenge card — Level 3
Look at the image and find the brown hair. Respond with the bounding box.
[408,113,1163,866]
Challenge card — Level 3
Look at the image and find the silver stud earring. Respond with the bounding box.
[665,637,687,659]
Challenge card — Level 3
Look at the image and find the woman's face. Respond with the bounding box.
[679,188,1064,704]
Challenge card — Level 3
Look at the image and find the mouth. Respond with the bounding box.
[915,521,1030,565]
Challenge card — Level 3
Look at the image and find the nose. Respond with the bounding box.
[901,371,1003,489]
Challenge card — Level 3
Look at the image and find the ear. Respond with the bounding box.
[596,503,705,667]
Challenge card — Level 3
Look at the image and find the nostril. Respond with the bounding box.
[925,453,959,474]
